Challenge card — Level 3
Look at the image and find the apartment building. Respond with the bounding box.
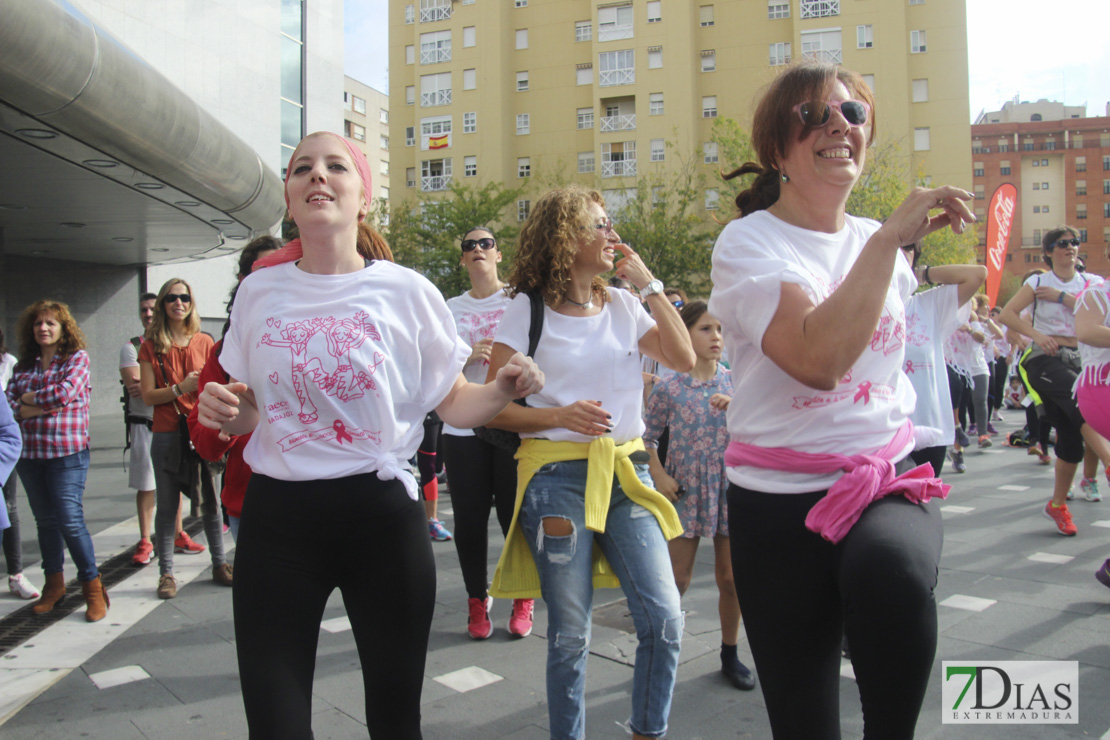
[344,77,391,225]
[387,0,971,222]
[971,99,1110,282]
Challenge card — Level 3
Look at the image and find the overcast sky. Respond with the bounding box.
[344,0,1110,121]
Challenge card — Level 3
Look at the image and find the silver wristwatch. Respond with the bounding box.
[640,279,664,300]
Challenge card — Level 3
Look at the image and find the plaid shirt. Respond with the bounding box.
[5,350,91,459]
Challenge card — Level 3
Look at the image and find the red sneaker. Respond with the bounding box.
[1042,501,1077,536]
[467,596,493,640]
[132,539,154,565]
[508,598,535,638]
[174,532,206,555]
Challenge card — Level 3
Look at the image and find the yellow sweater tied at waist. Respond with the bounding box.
[489,436,683,600]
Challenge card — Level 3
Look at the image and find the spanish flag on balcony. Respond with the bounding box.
[429,134,449,149]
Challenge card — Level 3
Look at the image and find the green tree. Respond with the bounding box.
[709,117,756,217]
[846,138,912,222]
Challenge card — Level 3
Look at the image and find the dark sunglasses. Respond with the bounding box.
[163,294,192,304]
[461,237,497,252]
[671,300,684,308]
[1051,238,1080,250]
[792,99,870,129]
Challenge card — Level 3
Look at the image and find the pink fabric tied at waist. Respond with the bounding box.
[724,422,950,544]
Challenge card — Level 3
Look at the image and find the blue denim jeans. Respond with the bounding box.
[519,459,682,740]
[17,449,99,582]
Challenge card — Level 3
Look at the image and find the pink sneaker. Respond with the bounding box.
[468,596,493,640]
[1042,501,1078,536]
[508,598,535,638]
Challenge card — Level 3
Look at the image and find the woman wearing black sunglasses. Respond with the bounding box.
[139,278,230,599]
[999,226,1110,534]
[709,61,974,738]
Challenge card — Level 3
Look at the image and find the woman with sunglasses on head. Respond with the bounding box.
[709,62,970,738]
[441,226,535,639]
[139,278,229,599]
[197,132,542,740]
[999,226,1109,535]
[6,300,107,621]
[485,185,694,740]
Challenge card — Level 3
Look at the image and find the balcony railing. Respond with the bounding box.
[800,0,840,18]
[600,114,636,132]
[598,24,633,42]
[420,46,451,64]
[802,48,843,64]
[420,89,452,107]
[601,159,637,178]
[599,68,635,87]
[421,174,452,192]
[420,3,451,22]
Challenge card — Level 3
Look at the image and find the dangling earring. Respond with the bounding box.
[780,170,790,183]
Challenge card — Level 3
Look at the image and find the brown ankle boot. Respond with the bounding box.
[82,576,110,623]
[32,572,67,615]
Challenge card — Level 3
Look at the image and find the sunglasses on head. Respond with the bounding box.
[461,237,497,252]
[793,99,870,129]
[1051,238,1080,250]
[163,294,191,304]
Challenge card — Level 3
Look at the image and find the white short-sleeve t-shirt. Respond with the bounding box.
[220,260,470,484]
[443,289,512,436]
[708,210,916,493]
[1078,283,1110,375]
[495,287,655,444]
[1027,271,1104,338]
[904,285,961,449]
[119,339,154,420]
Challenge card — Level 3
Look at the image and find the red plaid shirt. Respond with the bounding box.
[5,350,91,459]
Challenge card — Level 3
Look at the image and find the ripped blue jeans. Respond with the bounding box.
[519,459,682,740]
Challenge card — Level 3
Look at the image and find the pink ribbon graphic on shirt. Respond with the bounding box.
[903,360,917,375]
[854,381,872,404]
[277,423,381,452]
[333,420,354,444]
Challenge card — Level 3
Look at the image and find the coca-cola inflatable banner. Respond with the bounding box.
[985,183,1017,308]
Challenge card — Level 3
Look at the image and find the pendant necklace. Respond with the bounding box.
[564,293,594,310]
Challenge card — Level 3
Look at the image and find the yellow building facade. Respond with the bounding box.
[388,0,970,220]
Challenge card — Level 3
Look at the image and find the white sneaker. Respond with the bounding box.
[9,573,40,600]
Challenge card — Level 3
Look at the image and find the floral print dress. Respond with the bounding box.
[643,364,732,538]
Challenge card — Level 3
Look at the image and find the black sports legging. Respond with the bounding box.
[729,482,943,740]
[441,434,517,599]
[234,473,435,740]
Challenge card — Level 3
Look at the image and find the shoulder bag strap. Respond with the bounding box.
[154,351,184,417]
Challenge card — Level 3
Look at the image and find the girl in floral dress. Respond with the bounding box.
[644,300,755,691]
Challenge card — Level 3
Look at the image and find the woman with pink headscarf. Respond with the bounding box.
[197,132,544,739]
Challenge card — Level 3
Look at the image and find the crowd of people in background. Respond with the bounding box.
[2,60,1110,740]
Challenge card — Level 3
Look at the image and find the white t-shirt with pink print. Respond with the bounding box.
[444,288,512,436]
[220,260,470,497]
[709,210,916,494]
[904,285,961,449]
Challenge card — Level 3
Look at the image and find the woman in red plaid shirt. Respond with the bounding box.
[6,300,108,622]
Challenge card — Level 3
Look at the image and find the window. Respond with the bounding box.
[379,108,388,124]
[999,143,1010,152]
[910,29,926,53]
[464,155,476,177]
[518,157,530,178]
[862,74,875,91]
[649,93,664,116]
[768,2,789,19]
[380,135,389,149]
[406,85,415,105]
[801,0,840,18]
[405,127,415,146]
[517,71,529,91]
[1045,140,1057,150]
[701,50,716,72]
[1042,182,1049,190]
[652,186,664,207]
[705,188,720,210]
[1033,206,1041,213]
[647,1,661,23]
[704,142,719,164]
[974,184,985,199]
[1032,158,1040,167]
[598,4,634,42]
[1023,141,1035,151]
[578,151,595,174]
[420,157,451,191]
[702,96,717,118]
[1033,182,1040,191]
[648,47,662,69]
[1080,230,1088,243]
[1076,180,1086,196]
[380,161,389,176]
[857,25,873,48]
[463,26,476,47]
[462,68,476,90]
[405,4,414,23]
[463,112,476,133]
[420,30,451,64]
[910,0,924,4]
[462,0,474,4]
[353,96,366,114]
[419,0,451,23]
[1105,203,1110,218]
[576,64,593,86]
[700,5,715,25]
[381,186,389,201]
[801,28,842,64]
[1043,205,1050,213]
[1030,114,1042,122]
[650,139,665,162]
[517,113,530,135]
[349,123,365,141]
[518,200,531,221]
[601,141,636,178]
[912,79,928,102]
[600,50,635,86]
[420,72,451,106]
[344,92,353,111]
[406,167,415,188]
[1104,178,1110,194]
[516,29,528,49]
[1041,158,1048,165]
[1077,205,1087,219]
[913,127,930,151]
[1104,155,1110,170]
[575,21,592,42]
[770,42,792,66]
[1034,229,1041,243]
[973,162,984,177]
[1076,156,1086,172]
[515,0,527,6]
[420,115,452,150]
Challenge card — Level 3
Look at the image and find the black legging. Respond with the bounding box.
[989,358,1008,414]
[729,483,943,740]
[1023,351,1085,463]
[441,434,517,599]
[910,445,946,477]
[234,473,435,740]
[418,412,443,503]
